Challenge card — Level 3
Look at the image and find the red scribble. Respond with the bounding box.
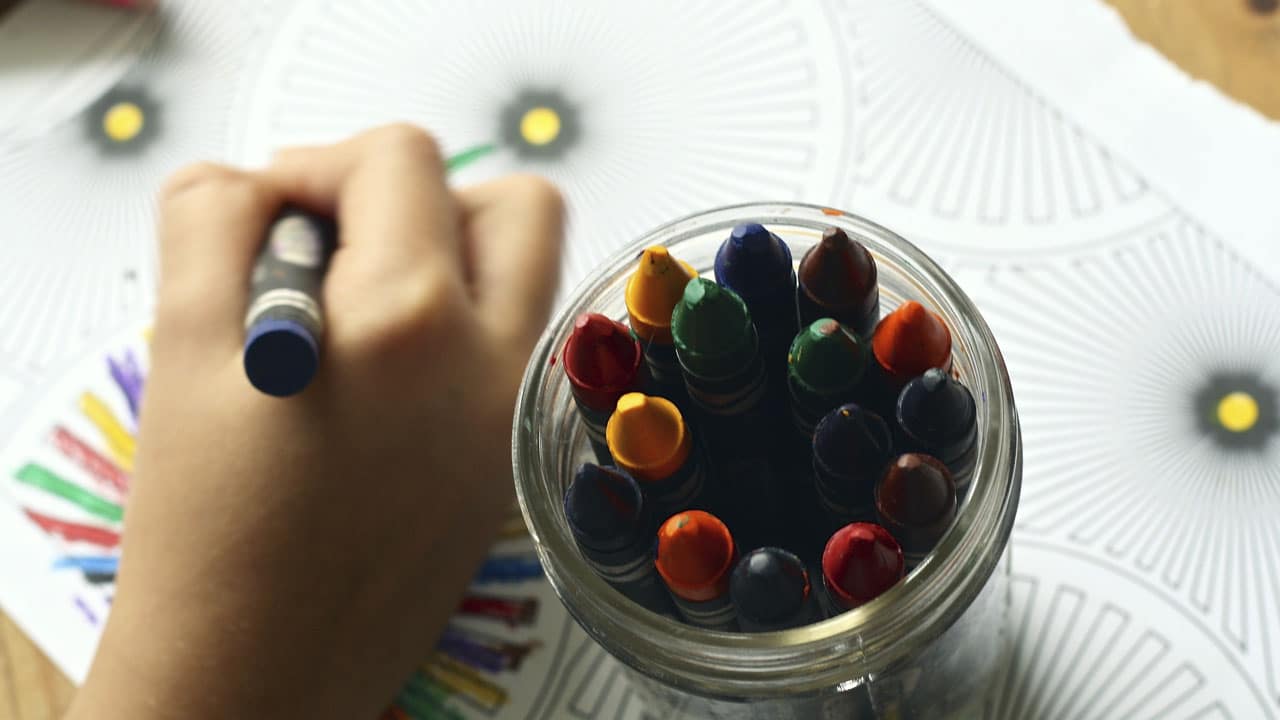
[51,425,129,495]
[24,508,121,549]
[458,594,538,627]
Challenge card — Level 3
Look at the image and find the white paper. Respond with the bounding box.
[1,0,1278,717]
[0,0,159,148]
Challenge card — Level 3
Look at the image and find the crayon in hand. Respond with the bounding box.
[786,318,870,440]
[605,392,707,522]
[796,227,880,337]
[820,522,904,615]
[874,454,957,570]
[564,463,677,616]
[562,313,648,464]
[714,223,799,384]
[625,246,698,398]
[729,547,818,632]
[656,510,739,630]
[896,368,978,495]
[243,207,337,397]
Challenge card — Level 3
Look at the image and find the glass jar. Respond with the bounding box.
[512,202,1022,718]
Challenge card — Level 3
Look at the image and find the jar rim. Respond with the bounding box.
[513,202,1021,696]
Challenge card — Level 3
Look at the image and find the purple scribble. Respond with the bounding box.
[107,348,145,425]
[74,595,99,626]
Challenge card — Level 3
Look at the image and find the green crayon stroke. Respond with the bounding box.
[14,463,123,524]
[445,143,497,173]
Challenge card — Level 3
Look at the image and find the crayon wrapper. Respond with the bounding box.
[244,211,335,337]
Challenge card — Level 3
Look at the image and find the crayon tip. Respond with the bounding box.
[730,547,810,627]
[876,454,956,538]
[564,464,644,550]
[605,393,692,481]
[625,246,698,343]
[813,404,893,476]
[798,228,878,322]
[671,278,754,363]
[872,301,952,382]
[563,313,643,397]
[656,510,736,602]
[730,223,773,253]
[787,318,868,395]
[897,369,976,452]
[822,522,904,609]
[714,223,795,300]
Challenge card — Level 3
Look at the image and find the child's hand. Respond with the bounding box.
[65,124,564,720]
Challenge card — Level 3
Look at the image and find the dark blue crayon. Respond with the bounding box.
[813,404,895,533]
[243,207,337,397]
[563,463,677,616]
[713,223,800,382]
[896,368,977,495]
[472,554,544,585]
[730,547,819,632]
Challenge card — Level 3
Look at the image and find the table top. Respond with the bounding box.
[1,0,1277,717]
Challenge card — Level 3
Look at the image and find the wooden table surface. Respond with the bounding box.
[2,1,1279,717]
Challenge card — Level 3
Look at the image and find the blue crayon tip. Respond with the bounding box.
[731,223,772,253]
[243,318,319,397]
[814,404,893,474]
[564,464,644,551]
[715,223,795,300]
[730,547,810,628]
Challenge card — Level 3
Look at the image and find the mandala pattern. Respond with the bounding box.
[988,539,1272,718]
[820,0,1170,258]
[0,2,256,378]
[231,0,851,297]
[970,215,1280,706]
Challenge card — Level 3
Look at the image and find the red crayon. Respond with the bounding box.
[562,313,646,464]
[821,522,904,613]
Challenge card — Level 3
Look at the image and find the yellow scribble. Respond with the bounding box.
[80,391,135,473]
[422,652,508,710]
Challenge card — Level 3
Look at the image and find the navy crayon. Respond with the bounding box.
[714,222,800,384]
[656,510,739,630]
[812,404,894,532]
[243,207,337,397]
[896,368,977,495]
[564,463,676,616]
[730,547,818,632]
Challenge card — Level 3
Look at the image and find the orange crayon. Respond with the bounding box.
[656,510,739,629]
[605,392,705,521]
[871,301,952,388]
[625,246,698,389]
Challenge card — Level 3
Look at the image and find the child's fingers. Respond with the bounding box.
[262,124,463,281]
[455,174,565,346]
[154,162,283,350]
